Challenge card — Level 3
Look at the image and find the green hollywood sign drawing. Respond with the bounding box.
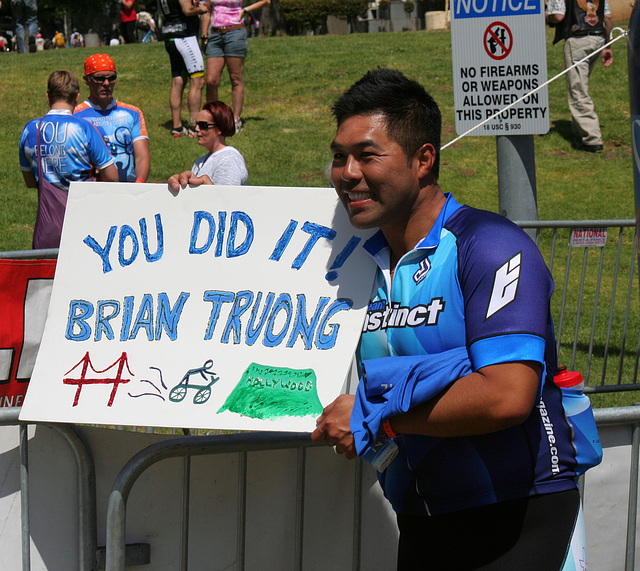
[219,362,324,420]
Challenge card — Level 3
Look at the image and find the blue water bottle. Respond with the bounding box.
[554,367,603,476]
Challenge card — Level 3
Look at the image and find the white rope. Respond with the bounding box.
[441,26,629,150]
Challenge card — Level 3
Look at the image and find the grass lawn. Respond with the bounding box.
[0,23,637,406]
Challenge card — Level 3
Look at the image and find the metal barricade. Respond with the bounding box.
[3,219,640,569]
[4,217,640,398]
[0,408,97,571]
[594,406,640,570]
[104,432,338,571]
[102,407,640,571]
[516,220,640,393]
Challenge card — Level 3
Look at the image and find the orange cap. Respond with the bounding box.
[84,54,116,76]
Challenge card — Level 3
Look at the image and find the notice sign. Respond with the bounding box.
[19,183,377,433]
[451,0,549,136]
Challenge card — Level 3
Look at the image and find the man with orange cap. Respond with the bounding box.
[74,54,150,183]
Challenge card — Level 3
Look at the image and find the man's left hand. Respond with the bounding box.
[602,47,613,67]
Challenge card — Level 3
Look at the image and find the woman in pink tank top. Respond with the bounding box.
[201,0,271,133]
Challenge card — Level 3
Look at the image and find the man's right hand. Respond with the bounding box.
[311,394,357,459]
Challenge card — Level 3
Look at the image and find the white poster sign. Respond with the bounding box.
[19,183,377,432]
[451,0,549,136]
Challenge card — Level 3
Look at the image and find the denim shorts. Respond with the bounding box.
[205,27,248,58]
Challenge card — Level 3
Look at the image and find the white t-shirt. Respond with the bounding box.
[192,146,248,186]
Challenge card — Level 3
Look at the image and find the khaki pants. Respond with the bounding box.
[564,34,605,146]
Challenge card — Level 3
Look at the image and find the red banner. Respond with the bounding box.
[0,259,57,407]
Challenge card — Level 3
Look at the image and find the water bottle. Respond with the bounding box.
[554,367,603,476]
[362,432,399,472]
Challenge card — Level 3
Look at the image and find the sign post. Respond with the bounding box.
[629,2,640,303]
[451,0,549,234]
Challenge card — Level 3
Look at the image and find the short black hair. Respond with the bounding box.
[332,68,441,180]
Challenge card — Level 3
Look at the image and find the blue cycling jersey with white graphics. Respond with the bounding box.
[357,193,577,517]
[74,99,148,182]
[19,109,114,191]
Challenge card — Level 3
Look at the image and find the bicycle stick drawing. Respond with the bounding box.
[170,359,219,404]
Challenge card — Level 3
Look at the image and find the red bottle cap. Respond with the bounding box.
[553,366,584,388]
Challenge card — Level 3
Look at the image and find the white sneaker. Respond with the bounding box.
[234,117,243,133]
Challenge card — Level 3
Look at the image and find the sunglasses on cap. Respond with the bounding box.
[89,73,117,84]
[196,121,216,131]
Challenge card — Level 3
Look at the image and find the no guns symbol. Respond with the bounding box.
[484,21,512,60]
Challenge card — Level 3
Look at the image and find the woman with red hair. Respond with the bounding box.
[168,100,248,190]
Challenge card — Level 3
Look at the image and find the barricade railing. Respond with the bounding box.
[101,407,640,571]
[3,219,640,568]
[515,220,640,393]
[0,248,59,260]
[104,432,338,571]
[4,218,638,397]
[3,218,638,398]
[0,408,97,571]
[593,406,640,570]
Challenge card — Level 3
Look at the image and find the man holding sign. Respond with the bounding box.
[312,69,584,569]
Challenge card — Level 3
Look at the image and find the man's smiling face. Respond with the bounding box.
[330,112,422,232]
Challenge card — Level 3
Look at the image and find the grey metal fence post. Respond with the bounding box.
[47,423,98,571]
[20,425,30,571]
[353,460,363,571]
[497,135,539,242]
[106,488,127,571]
[626,423,640,570]
[295,447,306,570]
[180,456,190,571]
[236,451,247,571]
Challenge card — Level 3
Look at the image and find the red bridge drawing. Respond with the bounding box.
[63,352,133,407]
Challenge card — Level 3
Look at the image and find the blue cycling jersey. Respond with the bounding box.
[354,193,577,517]
[74,99,148,182]
[19,109,114,191]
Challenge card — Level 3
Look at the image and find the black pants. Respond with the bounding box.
[397,489,580,570]
[120,20,136,44]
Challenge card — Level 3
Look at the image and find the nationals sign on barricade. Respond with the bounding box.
[19,183,376,432]
[0,259,57,407]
